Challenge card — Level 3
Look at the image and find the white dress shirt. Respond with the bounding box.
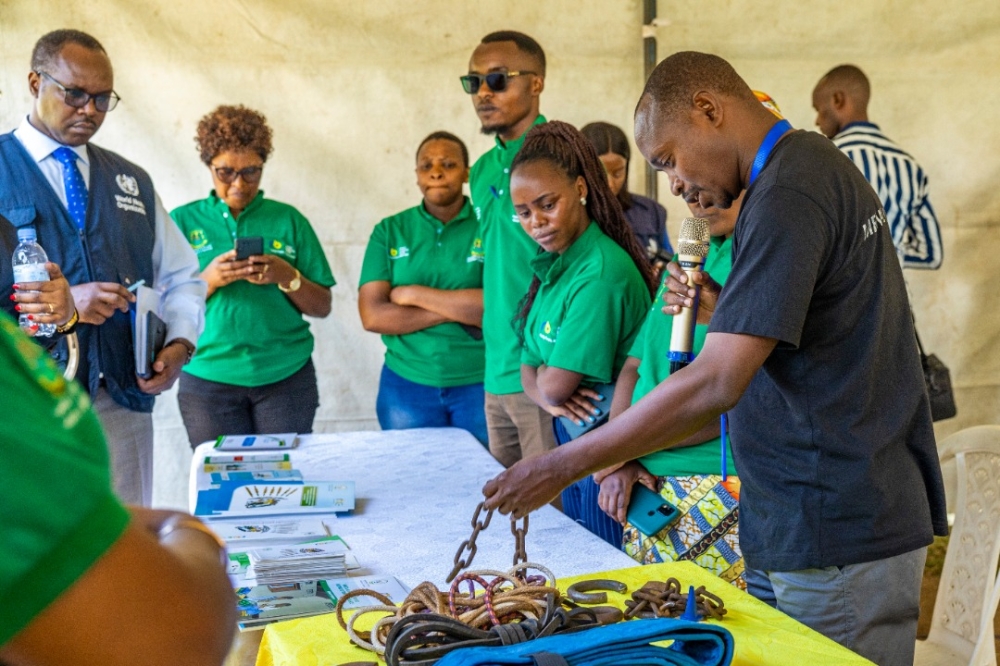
[14,117,206,345]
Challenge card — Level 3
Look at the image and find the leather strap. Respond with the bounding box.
[529,652,569,666]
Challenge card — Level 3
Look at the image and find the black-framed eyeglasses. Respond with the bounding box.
[35,70,120,112]
[211,165,264,184]
[459,70,535,95]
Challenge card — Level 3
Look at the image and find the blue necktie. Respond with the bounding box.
[52,146,89,230]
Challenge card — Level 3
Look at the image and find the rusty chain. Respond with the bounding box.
[511,514,529,571]
[447,501,529,583]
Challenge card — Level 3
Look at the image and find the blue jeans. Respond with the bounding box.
[554,418,624,549]
[376,365,488,446]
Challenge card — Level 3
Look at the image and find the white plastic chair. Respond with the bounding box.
[914,425,1000,666]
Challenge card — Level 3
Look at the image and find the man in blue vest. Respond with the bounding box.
[0,29,206,506]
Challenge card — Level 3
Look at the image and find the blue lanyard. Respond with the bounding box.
[749,119,792,185]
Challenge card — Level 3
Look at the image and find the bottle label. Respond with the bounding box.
[13,264,50,283]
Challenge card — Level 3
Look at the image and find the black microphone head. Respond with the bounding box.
[677,217,710,258]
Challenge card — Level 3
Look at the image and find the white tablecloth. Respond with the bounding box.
[189,428,635,587]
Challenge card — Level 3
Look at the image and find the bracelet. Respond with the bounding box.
[55,308,79,334]
[157,514,227,564]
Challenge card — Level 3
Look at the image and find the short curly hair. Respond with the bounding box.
[194,105,273,165]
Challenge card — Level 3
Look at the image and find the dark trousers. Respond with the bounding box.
[177,359,319,450]
[554,418,625,549]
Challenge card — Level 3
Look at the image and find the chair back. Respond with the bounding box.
[927,432,1000,665]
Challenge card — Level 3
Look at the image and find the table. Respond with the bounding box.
[190,429,872,666]
[256,561,874,666]
[190,428,637,584]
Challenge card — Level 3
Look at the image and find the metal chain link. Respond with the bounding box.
[447,501,494,582]
[446,502,529,583]
[511,514,529,569]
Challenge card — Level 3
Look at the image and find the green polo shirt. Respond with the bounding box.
[632,235,738,477]
[520,223,650,385]
[0,313,130,645]
[359,198,484,387]
[471,114,547,394]
[171,192,336,387]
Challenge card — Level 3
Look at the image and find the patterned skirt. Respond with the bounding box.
[623,474,744,590]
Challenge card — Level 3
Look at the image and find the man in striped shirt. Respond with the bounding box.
[812,64,943,269]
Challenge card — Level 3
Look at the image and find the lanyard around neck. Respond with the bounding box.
[749,119,793,185]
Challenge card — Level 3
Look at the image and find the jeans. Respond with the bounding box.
[376,365,488,446]
[746,546,927,666]
[178,359,319,450]
[555,418,624,549]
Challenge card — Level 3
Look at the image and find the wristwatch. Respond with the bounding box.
[168,338,196,364]
[278,269,302,293]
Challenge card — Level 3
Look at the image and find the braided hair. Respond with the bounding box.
[510,120,657,343]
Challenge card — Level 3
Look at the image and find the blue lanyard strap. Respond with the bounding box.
[749,119,793,185]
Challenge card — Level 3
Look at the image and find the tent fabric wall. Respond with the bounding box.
[0,1,995,509]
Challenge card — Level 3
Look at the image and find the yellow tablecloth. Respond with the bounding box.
[257,561,874,665]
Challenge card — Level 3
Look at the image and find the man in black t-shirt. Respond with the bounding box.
[482,52,947,666]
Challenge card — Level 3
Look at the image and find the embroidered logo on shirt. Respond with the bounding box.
[113,174,146,216]
[188,229,211,251]
[269,239,296,259]
[539,321,559,343]
[389,246,410,260]
[115,174,140,196]
[467,238,484,263]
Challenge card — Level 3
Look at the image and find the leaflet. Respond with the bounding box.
[209,518,330,545]
[214,433,299,451]
[197,481,355,518]
[321,575,410,610]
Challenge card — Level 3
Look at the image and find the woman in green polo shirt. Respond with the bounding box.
[596,196,744,588]
[172,105,335,449]
[508,121,656,545]
[358,132,487,445]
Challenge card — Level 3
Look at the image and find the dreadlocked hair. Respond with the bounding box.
[509,121,657,344]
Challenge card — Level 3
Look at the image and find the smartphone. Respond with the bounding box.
[235,236,264,261]
[627,484,680,536]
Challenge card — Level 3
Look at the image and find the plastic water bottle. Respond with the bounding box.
[11,227,56,337]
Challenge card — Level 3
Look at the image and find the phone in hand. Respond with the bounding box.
[235,236,264,261]
[626,483,680,536]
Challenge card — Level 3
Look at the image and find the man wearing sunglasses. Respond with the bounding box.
[0,29,206,507]
[463,32,556,472]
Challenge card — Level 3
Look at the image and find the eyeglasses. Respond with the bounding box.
[35,70,120,112]
[459,70,535,95]
[211,165,264,184]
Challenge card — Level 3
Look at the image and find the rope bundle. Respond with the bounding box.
[336,563,559,656]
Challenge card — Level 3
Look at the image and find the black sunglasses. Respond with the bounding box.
[35,70,120,112]
[211,165,263,184]
[459,70,535,95]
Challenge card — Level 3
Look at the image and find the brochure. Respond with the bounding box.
[321,575,410,610]
[209,518,330,545]
[196,481,355,518]
[214,433,299,451]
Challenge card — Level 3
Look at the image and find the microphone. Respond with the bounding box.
[668,217,711,374]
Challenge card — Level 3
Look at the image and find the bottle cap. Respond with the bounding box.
[16,227,37,243]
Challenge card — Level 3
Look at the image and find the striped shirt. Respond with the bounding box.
[833,122,943,269]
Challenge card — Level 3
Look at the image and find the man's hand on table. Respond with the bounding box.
[482,449,574,519]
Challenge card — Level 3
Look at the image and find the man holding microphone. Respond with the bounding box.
[483,52,946,666]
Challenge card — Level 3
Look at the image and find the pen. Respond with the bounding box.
[490,186,500,199]
[127,279,146,293]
